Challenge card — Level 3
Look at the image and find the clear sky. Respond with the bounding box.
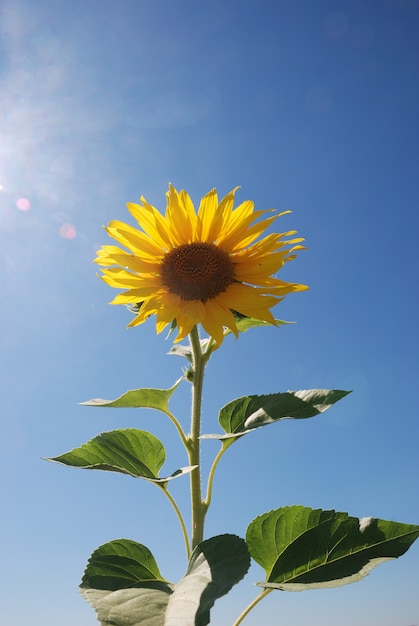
[1,0,418,624]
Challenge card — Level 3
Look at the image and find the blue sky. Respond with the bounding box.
[1,0,418,624]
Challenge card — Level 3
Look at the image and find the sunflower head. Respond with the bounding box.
[95,184,308,345]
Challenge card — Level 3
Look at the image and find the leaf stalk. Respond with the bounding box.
[158,484,191,560]
[232,588,272,626]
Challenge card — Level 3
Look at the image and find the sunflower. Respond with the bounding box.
[95,184,308,345]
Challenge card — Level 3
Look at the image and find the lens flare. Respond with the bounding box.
[16,197,31,211]
[59,223,77,239]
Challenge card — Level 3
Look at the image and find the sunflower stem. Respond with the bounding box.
[188,325,208,550]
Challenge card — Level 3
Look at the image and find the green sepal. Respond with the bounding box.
[80,379,182,413]
[246,505,419,591]
[45,428,195,482]
[81,534,250,626]
[167,318,286,364]
[226,316,291,335]
[168,339,211,363]
[202,389,351,440]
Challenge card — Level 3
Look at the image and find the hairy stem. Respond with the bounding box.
[188,325,208,549]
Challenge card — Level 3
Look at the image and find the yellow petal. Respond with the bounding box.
[202,300,238,345]
[98,253,161,274]
[217,206,267,248]
[166,184,196,244]
[106,221,164,259]
[110,285,159,304]
[196,188,218,241]
[126,200,172,250]
[175,300,206,341]
[216,283,281,322]
[223,214,279,252]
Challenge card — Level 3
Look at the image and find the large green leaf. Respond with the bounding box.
[81,587,171,626]
[80,379,182,413]
[203,389,351,440]
[81,534,250,626]
[45,428,195,482]
[246,506,419,591]
[166,534,250,626]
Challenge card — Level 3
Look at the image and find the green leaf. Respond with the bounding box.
[81,587,171,626]
[80,379,182,413]
[46,429,172,481]
[246,506,419,591]
[81,534,250,626]
[208,389,351,440]
[226,317,291,335]
[166,534,250,626]
[81,539,169,590]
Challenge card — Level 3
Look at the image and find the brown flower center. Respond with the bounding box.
[160,242,235,301]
